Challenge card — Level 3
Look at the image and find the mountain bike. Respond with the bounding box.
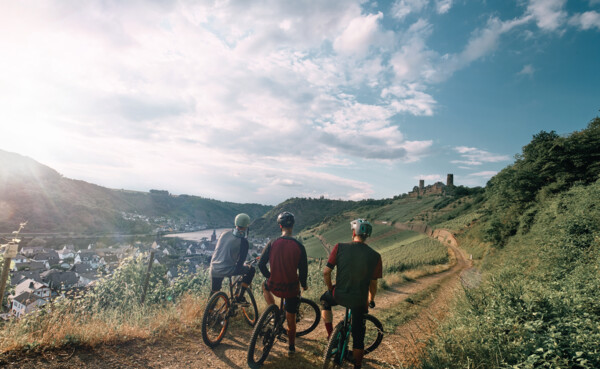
[322,303,384,368]
[247,294,321,368]
[201,259,259,348]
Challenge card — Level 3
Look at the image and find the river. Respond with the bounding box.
[164,228,230,242]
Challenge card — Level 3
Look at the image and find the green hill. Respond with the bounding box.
[0,150,271,234]
[249,196,392,238]
[419,117,600,369]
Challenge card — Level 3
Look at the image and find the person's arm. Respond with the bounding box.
[235,238,249,271]
[298,242,308,290]
[323,266,334,291]
[368,279,378,302]
[258,241,272,279]
[323,244,339,292]
[369,255,383,304]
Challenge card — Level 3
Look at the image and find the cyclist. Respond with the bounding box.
[320,219,382,369]
[209,213,256,302]
[258,211,308,355]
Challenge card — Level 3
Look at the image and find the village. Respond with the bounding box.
[3,229,269,320]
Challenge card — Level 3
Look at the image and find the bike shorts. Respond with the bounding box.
[262,280,300,314]
[320,290,368,350]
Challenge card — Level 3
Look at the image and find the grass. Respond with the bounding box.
[300,233,328,259]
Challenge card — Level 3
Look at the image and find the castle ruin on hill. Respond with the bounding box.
[409,173,454,197]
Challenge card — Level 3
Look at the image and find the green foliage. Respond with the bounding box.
[484,118,600,246]
[421,179,600,369]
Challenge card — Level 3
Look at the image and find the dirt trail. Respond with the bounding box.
[1,228,472,369]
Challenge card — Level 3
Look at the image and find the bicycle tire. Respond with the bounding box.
[363,314,384,354]
[322,321,347,369]
[282,297,321,337]
[201,292,230,348]
[241,288,259,327]
[247,304,280,369]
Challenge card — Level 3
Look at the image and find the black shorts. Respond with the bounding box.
[320,289,337,311]
[263,281,300,314]
[320,289,368,350]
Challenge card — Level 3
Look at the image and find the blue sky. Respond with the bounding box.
[0,0,599,205]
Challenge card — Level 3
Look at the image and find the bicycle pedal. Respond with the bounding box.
[277,335,288,343]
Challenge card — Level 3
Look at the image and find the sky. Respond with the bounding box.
[0,0,599,205]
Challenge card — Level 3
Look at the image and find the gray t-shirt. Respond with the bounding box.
[209,229,253,278]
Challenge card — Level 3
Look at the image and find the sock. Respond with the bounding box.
[288,344,295,352]
[325,322,333,338]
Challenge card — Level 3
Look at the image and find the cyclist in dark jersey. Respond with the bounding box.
[320,219,382,369]
[258,211,308,355]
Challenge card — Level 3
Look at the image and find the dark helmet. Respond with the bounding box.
[350,219,372,238]
[277,211,295,228]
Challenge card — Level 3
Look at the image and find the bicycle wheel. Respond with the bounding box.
[291,298,321,337]
[363,314,384,354]
[201,292,230,348]
[248,304,279,369]
[241,288,259,327]
[322,322,347,369]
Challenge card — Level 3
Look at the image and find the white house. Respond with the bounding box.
[14,279,51,299]
[11,292,47,318]
[57,246,75,260]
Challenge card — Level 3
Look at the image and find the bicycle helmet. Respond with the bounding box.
[234,213,251,228]
[350,219,372,238]
[277,211,295,228]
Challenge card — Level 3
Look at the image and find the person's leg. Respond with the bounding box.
[284,296,300,353]
[262,280,275,305]
[211,277,224,295]
[351,308,367,369]
[286,312,297,349]
[319,290,335,338]
[234,265,255,299]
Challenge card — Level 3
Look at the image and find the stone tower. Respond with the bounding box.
[419,179,425,190]
[447,173,454,187]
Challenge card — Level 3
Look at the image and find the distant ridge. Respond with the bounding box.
[0,149,271,234]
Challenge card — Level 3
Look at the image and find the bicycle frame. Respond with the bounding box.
[336,307,353,365]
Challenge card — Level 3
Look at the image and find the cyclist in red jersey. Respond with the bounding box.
[258,211,308,355]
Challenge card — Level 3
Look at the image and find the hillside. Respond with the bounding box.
[250,196,392,238]
[419,117,600,369]
[0,150,271,234]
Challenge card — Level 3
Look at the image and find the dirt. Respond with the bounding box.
[0,231,472,369]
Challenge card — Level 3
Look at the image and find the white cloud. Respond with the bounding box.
[469,171,498,177]
[569,11,600,30]
[518,64,536,76]
[333,12,387,56]
[1,0,596,203]
[435,0,453,14]
[392,0,429,20]
[526,0,567,31]
[451,147,511,166]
